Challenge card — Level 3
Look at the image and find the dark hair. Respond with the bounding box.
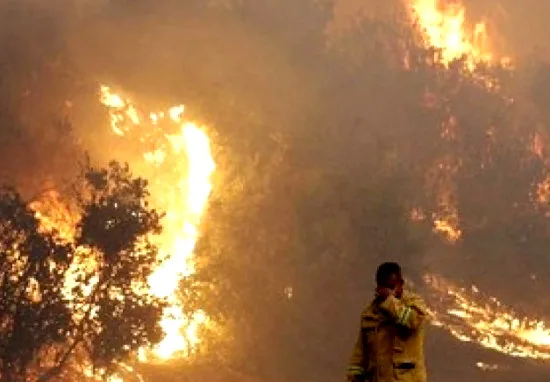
[375,262,402,286]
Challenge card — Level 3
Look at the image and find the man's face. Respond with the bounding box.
[380,272,404,298]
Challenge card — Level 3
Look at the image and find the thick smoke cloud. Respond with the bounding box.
[0,1,549,381]
[0,0,96,197]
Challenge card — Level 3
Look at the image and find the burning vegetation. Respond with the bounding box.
[0,161,164,381]
[1,0,550,381]
[98,85,216,361]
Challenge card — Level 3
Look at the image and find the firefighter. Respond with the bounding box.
[346,262,427,382]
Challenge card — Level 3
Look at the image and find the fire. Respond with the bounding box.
[432,217,461,242]
[425,274,550,359]
[407,0,500,69]
[30,191,101,320]
[424,154,463,243]
[476,362,500,371]
[405,0,550,362]
[30,190,77,242]
[33,84,216,375]
[99,85,216,360]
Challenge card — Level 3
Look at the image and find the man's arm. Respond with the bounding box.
[378,294,427,330]
[346,324,367,381]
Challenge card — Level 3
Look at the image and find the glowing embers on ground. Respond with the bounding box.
[407,0,510,70]
[424,274,550,359]
[475,362,500,372]
[99,85,216,360]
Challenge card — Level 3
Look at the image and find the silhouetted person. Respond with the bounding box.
[346,262,427,382]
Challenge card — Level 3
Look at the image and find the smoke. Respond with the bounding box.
[0,0,550,381]
[0,1,84,197]
[464,0,550,58]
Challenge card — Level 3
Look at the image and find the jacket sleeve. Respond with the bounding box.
[346,324,367,381]
[378,294,427,330]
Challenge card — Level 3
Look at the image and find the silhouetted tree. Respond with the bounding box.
[0,189,73,381]
[0,161,164,381]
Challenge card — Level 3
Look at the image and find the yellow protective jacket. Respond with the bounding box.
[346,291,428,382]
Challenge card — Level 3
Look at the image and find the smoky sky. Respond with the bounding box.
[0,1,550,382]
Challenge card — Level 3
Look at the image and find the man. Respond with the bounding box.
[346,262,427,382]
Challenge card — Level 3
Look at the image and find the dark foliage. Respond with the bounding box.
[0,162,165,381]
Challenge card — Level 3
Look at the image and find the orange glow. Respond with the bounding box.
[404,2,550,362]
[99,85,216,360]
[407,0,507,69]
[30,85,216,380]
[425,274,550,359]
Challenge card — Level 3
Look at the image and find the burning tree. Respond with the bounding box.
[166,0,550,379]
[0,161,164,381]
[0,190,73,381]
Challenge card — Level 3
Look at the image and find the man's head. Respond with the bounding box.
[375,262,404,298]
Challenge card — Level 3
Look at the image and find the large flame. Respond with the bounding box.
[26,0,547,375]
[407,0,505,69]
[405,0,512,243]
[31,84,216,377]
[425,274,550,359]
[99,85,216,360]
[404,0,550,362]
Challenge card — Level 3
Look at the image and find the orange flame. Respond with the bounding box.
[407,0,504,69]
[425,274,550,359]
[31,85,217,379]
[405,1,550,362]
[99,85,216,360]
